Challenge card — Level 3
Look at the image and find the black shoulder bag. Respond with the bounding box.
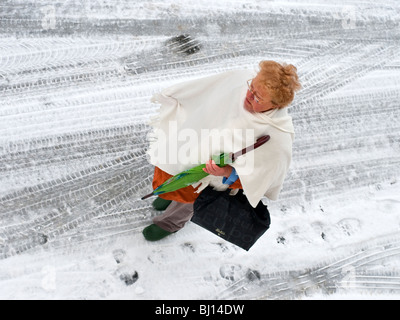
[191,186,271,251]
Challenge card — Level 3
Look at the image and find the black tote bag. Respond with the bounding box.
[192,186,271,251]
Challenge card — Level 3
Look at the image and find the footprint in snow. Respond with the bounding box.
[112,249,126,264]
[112,249,139,286]
[320,218,362,242]
[219,264,261,282]
[119,271,139,286]
[219,264,244,281]
[181,242,195,253]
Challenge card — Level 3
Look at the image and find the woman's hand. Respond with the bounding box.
[203,160,233,178]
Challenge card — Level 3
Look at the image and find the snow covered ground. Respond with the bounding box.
[0,0,399,300]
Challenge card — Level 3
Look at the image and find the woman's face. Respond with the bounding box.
[244,75,278,113]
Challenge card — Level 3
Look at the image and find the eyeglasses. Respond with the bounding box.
[247,79,264,104]
[247,79,279,108]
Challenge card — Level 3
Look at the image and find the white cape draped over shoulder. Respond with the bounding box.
[147,69,295,208]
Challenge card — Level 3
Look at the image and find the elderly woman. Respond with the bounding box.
[143,60,301,241]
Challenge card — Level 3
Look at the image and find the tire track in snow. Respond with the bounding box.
[217,233,400,299]
[0,0,399,299]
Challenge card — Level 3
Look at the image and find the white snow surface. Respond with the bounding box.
[0,0,400,300]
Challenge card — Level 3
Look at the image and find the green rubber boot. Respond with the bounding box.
[142,224,174,241]
[152,197,172,211]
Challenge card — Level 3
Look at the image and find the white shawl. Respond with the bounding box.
[147,69,294,207]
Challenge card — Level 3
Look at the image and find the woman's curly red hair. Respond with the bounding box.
[258,60,301,108]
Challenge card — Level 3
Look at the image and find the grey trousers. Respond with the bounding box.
[153,201,194,233]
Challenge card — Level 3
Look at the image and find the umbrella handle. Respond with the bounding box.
[231,135,270,162]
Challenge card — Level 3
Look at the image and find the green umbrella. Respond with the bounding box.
[141,135,270,200]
